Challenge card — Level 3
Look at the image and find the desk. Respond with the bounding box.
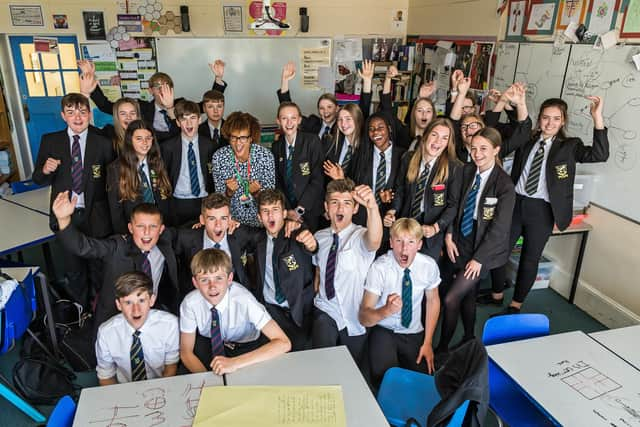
[1,186,50,215]
[0,200,54,257]
[550,222,592,304]
[72,372,224,427]
[487,330,640,427]
[226,346,388,427]
[590,325,640,371]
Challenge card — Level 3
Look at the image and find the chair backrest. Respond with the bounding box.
[482,314,550,346]
[10,180,47,194]
[46,395,76,427]
[0,271,37,354]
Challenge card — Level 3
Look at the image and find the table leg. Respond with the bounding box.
[41,242,56,281]
[569,231,589,304]
[36,272,61,358]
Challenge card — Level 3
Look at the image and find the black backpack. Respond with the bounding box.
[12,357,79,405]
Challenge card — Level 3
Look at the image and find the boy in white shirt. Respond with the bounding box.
[95,272,179,385]
[179,249,291,375]
[312,178,382,366]
[359,218,441,389]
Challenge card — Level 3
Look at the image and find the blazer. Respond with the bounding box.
[380,91,412,151]
[32,128,115,236]
[198,119,228,148]
[106,160,172,234]
[56,225,179,329]
[251,229,315,328]
[271,131,325,230]
[451,163,515,270]
[393,154,463,258]
[276,89,335,143]
[160,134,218,195]
[511,128,609,231]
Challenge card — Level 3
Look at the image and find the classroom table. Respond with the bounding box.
[225,346,388,427]
[550,222,592,304]
[72,371,224,427]
[1,186,50,215]
[0,199,54,257]
[590,325,640,371]
[487,330,640,427]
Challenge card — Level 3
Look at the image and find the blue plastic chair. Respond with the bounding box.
[377,367,470,427]
[482,314,556,426]
[46,395,76,427]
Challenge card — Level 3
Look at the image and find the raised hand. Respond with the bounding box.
[386,65,399,80]
[419,81,436,99]
[281,61,296,82]
[52,191,76,219]
[295,229,317,252]
[450,69,464,90]
[383,209,396,228]
[587,95,604,129]
[77,60,95,76]
[157,84,174,109]
[457,76,471,94]
[352,185,376,210]
[209,59,226,81]
[79,72,97,97]
[357,59,374,82]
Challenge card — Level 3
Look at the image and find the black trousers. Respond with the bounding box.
[368,326,427,389]
[492,195,554,303]
[172,197,203,227]
[192,330,267,370]
[266,303,311,352]
[311,308,368,367]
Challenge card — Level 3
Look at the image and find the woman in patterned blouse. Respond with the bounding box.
[211,112,275,227]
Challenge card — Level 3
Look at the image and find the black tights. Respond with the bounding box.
[437,273,480,352]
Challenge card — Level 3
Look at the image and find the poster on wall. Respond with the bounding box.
[115,37,157,101]
[469,42,495,90]
[223,5,244,32]
[247,1,288,36]
[506,0,527,40]
[9,5,44,26]
[524,0,559,35]
[620,0,640,38]
[300,45,331,90]
[557,0,587,30]
[83,11,107,40]
[585,0,620,37]
[81,43,122,128]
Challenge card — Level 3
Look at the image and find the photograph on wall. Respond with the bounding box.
[53,14,68,29]
[362,38,403,62]
[469,42,495,90]
[223,5,243,32]
[524,0,559,35]
[506,0,527,39]
[620,0,640,38]
[9,5,44,26]
[557,0,587,30]
[584,0,620,37]
[83,11,107,40]
[390,9,407,32]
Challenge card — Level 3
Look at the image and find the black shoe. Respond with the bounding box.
[476,293,504,306]
[489,306,521,318]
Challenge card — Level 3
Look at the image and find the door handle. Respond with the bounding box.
[22,103,30,122]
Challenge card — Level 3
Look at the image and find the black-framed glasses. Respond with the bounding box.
[460,122,482,131]
[229,135,250,143]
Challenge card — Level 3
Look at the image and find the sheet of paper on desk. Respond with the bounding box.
[194,385,347,427]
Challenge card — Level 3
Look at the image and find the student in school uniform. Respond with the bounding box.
[52,194,179,332]
[96,272,179,385]
[312,179,383,366]
[384,118,462,261]
[32,93,114,309]
[359,218,441,389]
[277,61,339,145]
[248,189,318,351]
[161,100,218,226]
[199,89,229,147]
[107,120,173,234]
[437,127,516,355]
[173,193,250,295]
[489,96,608,313]
[272,101,325,231]
[179,249,291,375]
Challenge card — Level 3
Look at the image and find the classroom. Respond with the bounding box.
[1,1,639,426]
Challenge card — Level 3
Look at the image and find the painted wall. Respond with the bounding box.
[407,0,503,37]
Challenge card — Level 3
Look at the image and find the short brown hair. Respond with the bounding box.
[277,101,301,118]
[221,111,261,143]
[175,100,201,119]
[201,193,231,213]
[190,248,232,276]
[115,272,153,298]
[325,178,355,201]
[256,188,285,209]
[61,93,90,111]
[202,90,225,104]
[149,72,173,89]
[131,202,163,222]
[390,218,423,240]
[317,93,337,108]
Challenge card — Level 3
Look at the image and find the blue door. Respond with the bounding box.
[9,36,81,164]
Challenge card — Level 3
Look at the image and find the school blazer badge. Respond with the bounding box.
[299,162,311,176]
[284,254,299,271]
[433,192,445,207]
[555,164,569,179]
[91,164,101,179]
[482,197,498,221]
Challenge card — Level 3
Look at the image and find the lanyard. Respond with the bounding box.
[232,146,252,196]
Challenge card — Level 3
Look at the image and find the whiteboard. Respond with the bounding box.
[515,43,571,124]
[562,44,640,221]
[156,37,332,125]
[492,42,519,92]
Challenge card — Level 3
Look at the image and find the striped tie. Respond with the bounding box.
[341,144,353,171]
[525,140,546,195]
[410,163,430,218]
[401,268,412,328]
[213,242,221,249]
[210,307,225,357]
[188,142,201,197]
[212,128,219,144]
[285,144,296,206]
[272,239,286,304]
[375,151,386,205]
[139,165,155,203]
[71,135,83,195]
[320,124,330,140]
[159,109,171,130]
[130,330,147,381]
[324,233,339,300]
[460,174,482,237]
[141,251,152,279]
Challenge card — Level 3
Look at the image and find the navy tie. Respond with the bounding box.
[272,238,286,304]
[321,124,331,140]
[210,307,225,357]
[71,135,83,195]
[141,251,152,279]
[212,127,220,143]
[401,269,412,328]
[285,144,296,206]
[159,109,172,130]
[130,330,147,381]
[411,163,430,218]
[213,242,221,249]
[139,165,155,203]
[375,151,386,205]
[324,233,339,300]
[525,140,546,195]
[461,174,482,237]
[188,142,201,197]
[341,145,353,172]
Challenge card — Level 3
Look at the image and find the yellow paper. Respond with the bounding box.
[193,385,346,427]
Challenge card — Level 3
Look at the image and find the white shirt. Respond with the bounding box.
[203,232,231,259]
[153,103,170,132]
[67,127,88,208]
[515,137,554,202]
[180,284,271,343]
[372,144,393,190]
[174,136,207,199]
[95,309,179,383]
[338,137,353,165]
[144,246,165,296]
[313,223,376,336]
[472,166,495,220]
[365,252,441,334]
[264,234,289,308]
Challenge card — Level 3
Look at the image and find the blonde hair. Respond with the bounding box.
[406,118,458,185]
[190,248,232,276]
[390,218,423,240]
